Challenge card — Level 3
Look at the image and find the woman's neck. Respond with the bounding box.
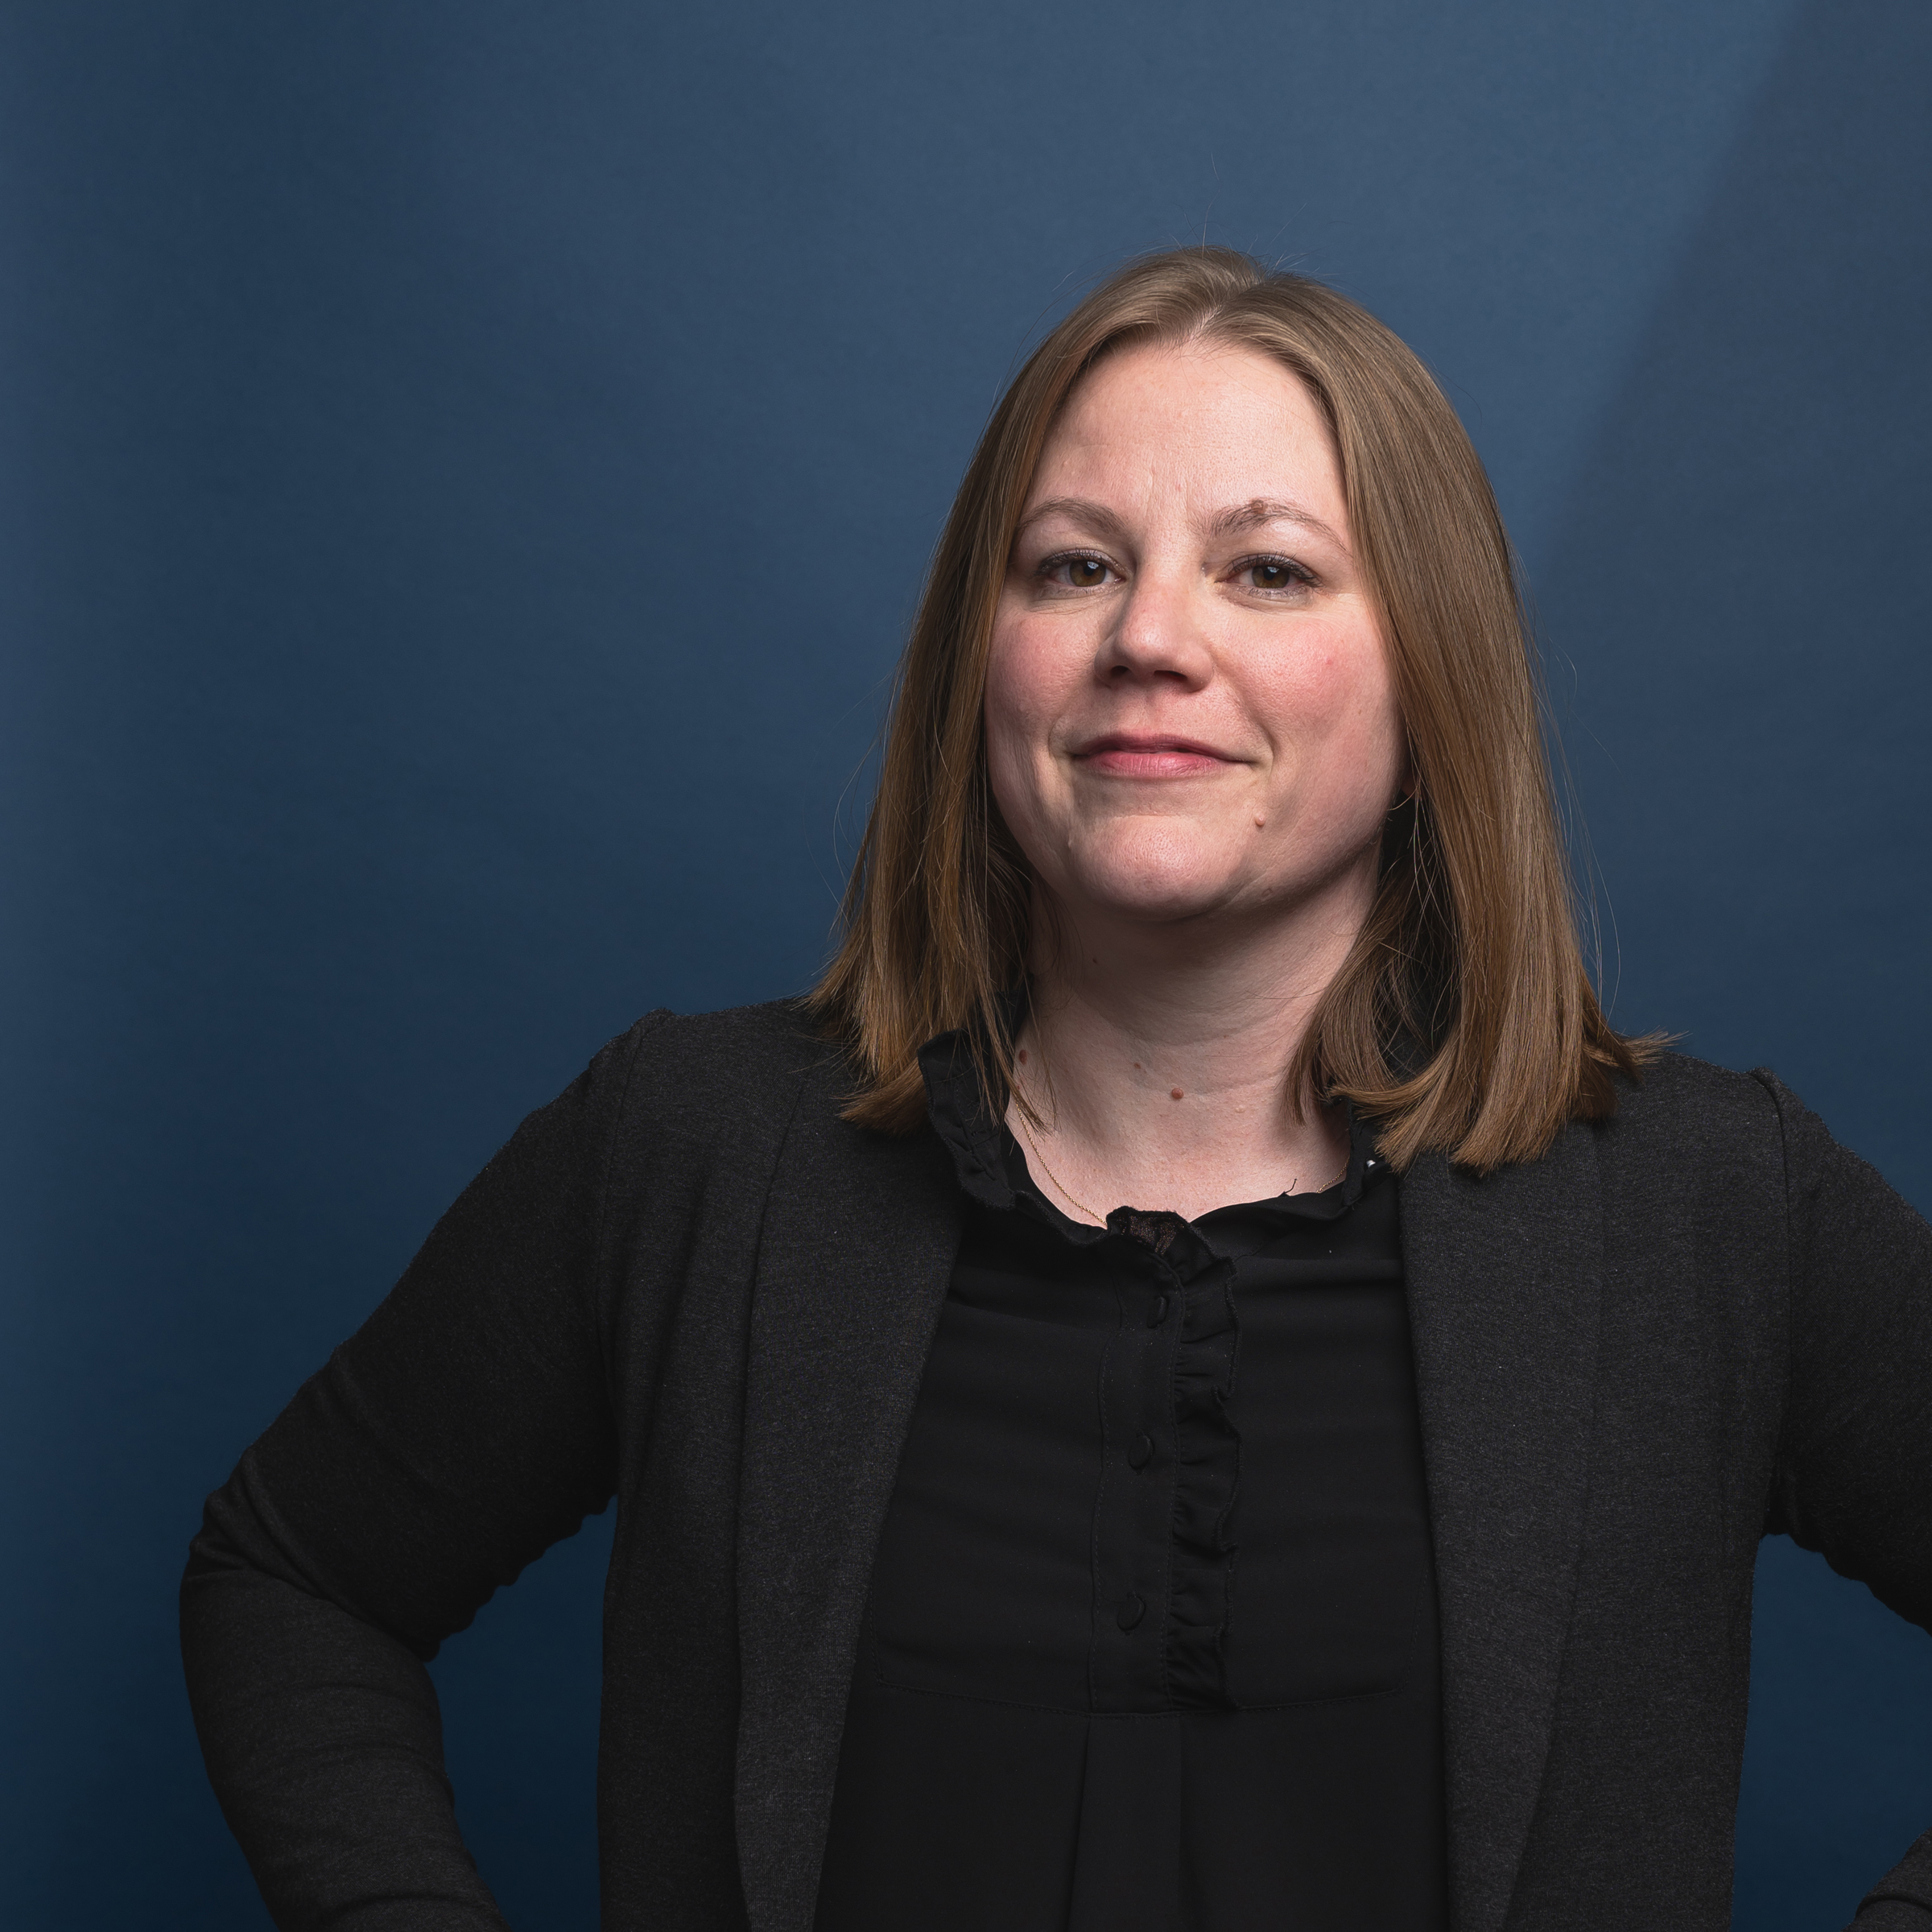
[1009,890,1364,1225]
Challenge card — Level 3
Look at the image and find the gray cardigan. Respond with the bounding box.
[182,999,1932,1932]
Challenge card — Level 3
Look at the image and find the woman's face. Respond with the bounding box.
[986,340,1406,941]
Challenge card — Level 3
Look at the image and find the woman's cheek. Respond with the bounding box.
[982,695,1046,858]
[985,630,1063,783]
[988,614,1069,712]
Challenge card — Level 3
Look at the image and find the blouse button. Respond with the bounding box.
[1128,1433,1153,1470]
[1147,1293,1169,1328]
[1116,1593,1146,1631]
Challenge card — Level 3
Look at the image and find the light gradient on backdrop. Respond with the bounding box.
[1,2,1927,1929]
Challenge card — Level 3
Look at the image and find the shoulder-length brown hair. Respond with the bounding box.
[810,246,1649,1171]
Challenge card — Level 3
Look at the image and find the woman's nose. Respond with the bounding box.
[1103,569,1212,686]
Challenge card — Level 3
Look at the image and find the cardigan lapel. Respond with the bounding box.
[733,1059,963,1932]
[1400,1121,1605,1932]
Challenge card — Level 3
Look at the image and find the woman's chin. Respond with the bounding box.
[1057,861,1255,928]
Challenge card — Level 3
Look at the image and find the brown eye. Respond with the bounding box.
[1247,560,1300,592]
[1066,556,1108,588]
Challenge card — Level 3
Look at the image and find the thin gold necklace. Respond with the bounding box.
[1013,1032,1346,1218]
[1013,1111,1104,1224]
[1016,1099,1350,1217]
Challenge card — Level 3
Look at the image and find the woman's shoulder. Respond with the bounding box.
[616,993,836,1070]
[589,995,848,1119]
[473,997,862,1247]
[1597,1046,1816,1182]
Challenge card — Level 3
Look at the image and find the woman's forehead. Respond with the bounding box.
[1030,341,1344,527]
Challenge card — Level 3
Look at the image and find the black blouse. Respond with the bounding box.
[814,1038,1450,1932]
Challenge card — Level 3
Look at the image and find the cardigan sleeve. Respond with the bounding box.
[1751,1072,1932,1930]
[180,1015,661,1931]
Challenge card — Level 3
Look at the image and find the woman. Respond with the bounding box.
[183,248,1932,1932]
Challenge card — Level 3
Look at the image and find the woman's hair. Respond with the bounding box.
[809,246,1652,1171]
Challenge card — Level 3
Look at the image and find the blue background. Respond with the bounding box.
[3,2,1929,1926]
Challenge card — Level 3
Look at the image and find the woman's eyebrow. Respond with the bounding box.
[1015,494,1348,551]
[1013,497,1131,543]
[1208,497,1348,548]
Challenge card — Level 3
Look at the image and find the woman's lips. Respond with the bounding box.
[1073,735,1233,778]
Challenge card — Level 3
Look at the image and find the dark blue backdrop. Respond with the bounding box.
[4,2,1929,1926]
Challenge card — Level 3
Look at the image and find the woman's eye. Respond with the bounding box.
[1043,553,1114,589]
[1241,558,1308,594]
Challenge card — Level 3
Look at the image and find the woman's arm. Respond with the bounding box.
[1756,1071,1932,1930]
[181,1019,656,1930]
